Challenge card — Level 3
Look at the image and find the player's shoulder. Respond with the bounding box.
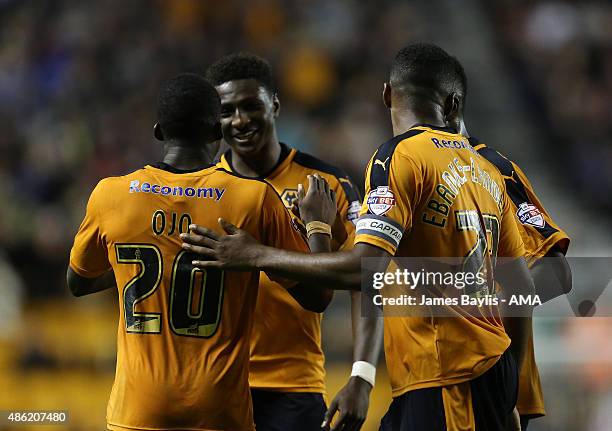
[91,167,147,193]
[95,164,168,184]
[212,166,285,210]
[468,137,516,178]
[372,127,429,163]
[82,168,150,209]
[367,127,433,188]
[212,166,272,192]
[292,149,349,182]
[291,148,360,201]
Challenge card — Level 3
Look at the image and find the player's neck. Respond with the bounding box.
[230,139,282,178]
[162,143,215,170]
[391,109,447,136]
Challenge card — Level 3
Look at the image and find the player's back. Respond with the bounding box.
[70,163,305,431]
[363,125,506,258]
[356,125,525,396]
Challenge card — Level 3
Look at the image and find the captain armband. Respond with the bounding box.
[355,215,404,249]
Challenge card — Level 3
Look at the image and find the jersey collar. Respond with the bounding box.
[219,142,295,180]
[467,136,487,151]
[410,123,458,134]
[146,162,214,175]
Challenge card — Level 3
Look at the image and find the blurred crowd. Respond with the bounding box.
[491,0,612,209]
[0,0,609,300]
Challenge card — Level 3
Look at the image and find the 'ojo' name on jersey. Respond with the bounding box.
[129,180,225,201]
[422,156,503,228]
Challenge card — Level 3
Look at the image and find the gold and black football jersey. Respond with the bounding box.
[69,162,309,431]
[470,137,571,417]
[218,143,360,393]
[469,138,570,266]
[355,125,525,397]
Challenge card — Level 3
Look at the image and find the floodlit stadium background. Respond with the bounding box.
[0,0,611,430]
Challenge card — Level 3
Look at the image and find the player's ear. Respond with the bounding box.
[443,92,461,124]
[383,83,392,109]
[154,123,164,141]
[272,93,280,118]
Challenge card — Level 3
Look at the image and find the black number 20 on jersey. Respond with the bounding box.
[115,244,224,338]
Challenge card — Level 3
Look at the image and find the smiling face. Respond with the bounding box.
[216,79,279,158]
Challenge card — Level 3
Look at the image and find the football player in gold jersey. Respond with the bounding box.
[466,135,570,431]
[204,52,362,431]
[325,51,573,431]
[443,68,571,428]
[67,73,336,431]
[183,44,536,430]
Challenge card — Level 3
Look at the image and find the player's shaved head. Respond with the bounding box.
[390,43,467,109]
[157,73,221,141]
[205,52,275,94]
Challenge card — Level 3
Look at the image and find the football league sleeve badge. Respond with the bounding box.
[516,202,545,228]
[366,186,396,216]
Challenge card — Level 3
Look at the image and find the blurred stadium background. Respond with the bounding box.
[0,0,611,430]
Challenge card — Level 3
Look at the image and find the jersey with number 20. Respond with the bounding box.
[69,163,308,431]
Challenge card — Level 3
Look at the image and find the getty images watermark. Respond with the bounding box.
[359,257,611,318]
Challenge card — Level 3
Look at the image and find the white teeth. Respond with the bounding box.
[234,130,256,140]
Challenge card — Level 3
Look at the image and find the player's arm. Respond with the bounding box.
[513,165,571,303]
[322,296,383,431]
[183,226,392,290]
[495,257,534,372]
[508,159,571,303]
[183,150,415,292]
[496,190,535,372]
[67,267,115,297]
[316,171,380,430]
[283,175,336,312]
[530,246,572,303]
[67,180,112,296]
[284,240,334,312]
[182,173,392,289]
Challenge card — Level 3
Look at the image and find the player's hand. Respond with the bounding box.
[505,407,521,431]
[292,181,348,247]
[321,376,372,431]
[298,173,337,225]
[180,220,265,271]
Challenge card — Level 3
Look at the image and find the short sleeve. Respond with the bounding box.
[474,143,567,262]
[498,188,526,258]
[510,161,570,261]
[69,181,111,277]
[354,152,422,255]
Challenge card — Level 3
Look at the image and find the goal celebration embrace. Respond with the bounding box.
[64,41,578,431]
